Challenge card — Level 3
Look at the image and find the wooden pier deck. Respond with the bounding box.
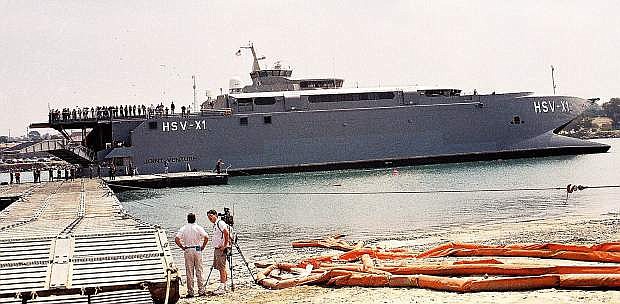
[105,171,228,191]
[0,179,179,304]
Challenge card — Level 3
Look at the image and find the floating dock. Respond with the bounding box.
[105,171,228,191]
[0,179,179,304]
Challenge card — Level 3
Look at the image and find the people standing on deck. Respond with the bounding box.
[175,213,208,298]
[64,167,69,180]
[129,162,134,177]
[215,159,223,174]
[48,168,54,181]
[70,167,76,180]
[170,101,175,114]
[57,168,62,180]
[9,170,13,184]
[110,164,116,180]
[14,171,20,184]
[207,209,231,295]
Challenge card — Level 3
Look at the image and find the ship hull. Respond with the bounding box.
[222,141,609,175]
[122,93,610,175]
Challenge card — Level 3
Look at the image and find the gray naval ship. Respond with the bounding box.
[30,43,610,175]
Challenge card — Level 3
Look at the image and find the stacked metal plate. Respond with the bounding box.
[0,180,178,304]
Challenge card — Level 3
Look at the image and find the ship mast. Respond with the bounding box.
[192,75,197,112]
[239,42,265,72]
[550,65,556,95]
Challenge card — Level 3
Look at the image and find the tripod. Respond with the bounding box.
[205,229,255,292]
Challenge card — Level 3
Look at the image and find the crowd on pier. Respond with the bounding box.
[6,165,80,184]
[48,102,193,123]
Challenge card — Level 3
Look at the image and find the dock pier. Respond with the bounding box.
[0,179,180,304]
[105,171,228,191]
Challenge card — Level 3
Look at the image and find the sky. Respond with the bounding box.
[1,0,619,137]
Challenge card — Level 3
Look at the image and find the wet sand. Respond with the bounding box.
[179,211,620,303]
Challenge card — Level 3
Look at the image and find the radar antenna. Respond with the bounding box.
[237,42,266,72]
[192,75,197,111]
[550,65,557,95]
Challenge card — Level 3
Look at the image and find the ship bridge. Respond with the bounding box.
[238,42,344,93]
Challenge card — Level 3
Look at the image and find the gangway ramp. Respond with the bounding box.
[19,140,95,165]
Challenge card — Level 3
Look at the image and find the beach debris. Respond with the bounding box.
[256,238,620,292]
[291,234,364,252]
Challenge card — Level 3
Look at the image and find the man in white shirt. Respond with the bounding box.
[175,213,208,298]
[206,209,230,295]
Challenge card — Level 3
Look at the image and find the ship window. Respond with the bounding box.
[259,71,268,77]
[240,117,248,125]
[148,122,157,129]
[237,98,252,104]
[264,116,272,124]
[378,92,395,99]
[307,91,395,103]
[254,97,276,105]
[512,116,521,124]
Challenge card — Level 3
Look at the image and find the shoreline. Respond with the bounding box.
[176,211,620,303]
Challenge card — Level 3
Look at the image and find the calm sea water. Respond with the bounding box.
[3,139,619,283]
[113,139,620,279]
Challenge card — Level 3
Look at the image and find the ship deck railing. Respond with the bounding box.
[46,108,234,124]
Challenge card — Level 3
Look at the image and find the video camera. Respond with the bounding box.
[217,207,234,226]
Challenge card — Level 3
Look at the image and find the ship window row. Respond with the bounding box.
[418,89,461,97]
[300,80,341,89]
[306,92,395,103]
[251,70,292,78]
[236,97,277,105]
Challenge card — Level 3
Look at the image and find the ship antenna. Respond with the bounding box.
[192,75,197,112]
[550,65,556,95]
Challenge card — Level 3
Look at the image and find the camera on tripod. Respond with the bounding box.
[217,207,234,226]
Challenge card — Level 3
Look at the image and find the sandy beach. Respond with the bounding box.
[176,211,620,304]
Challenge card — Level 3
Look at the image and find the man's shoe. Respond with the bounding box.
[212,286,226,295]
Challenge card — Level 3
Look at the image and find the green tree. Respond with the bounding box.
[28,130,41,140]
[602,98,620,128]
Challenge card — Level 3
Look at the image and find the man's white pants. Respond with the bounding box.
[184,248,205,295]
